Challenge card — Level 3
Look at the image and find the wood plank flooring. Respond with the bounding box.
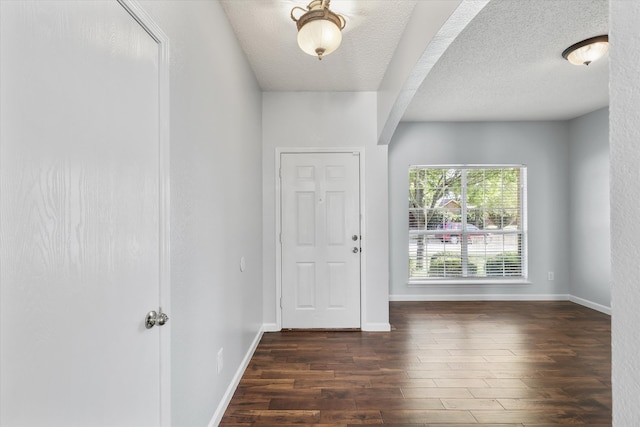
[220,301,611,426]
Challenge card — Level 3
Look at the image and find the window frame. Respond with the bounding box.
[408,164,528,285]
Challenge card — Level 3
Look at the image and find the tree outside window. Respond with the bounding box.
[408,166,527,281]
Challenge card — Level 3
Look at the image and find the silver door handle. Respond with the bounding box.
[145,311,158,329]
[158,311,169,326]
[352,235,358,241]
[145,309,169,329]
[352,247,359,253]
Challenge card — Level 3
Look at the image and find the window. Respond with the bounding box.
[408,166,527,282]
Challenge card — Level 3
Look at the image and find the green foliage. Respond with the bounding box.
[409,168,462,230]
[409,167,521,230]
[428,254,478,277]
[486,253,522,276]
[430,251,449,263]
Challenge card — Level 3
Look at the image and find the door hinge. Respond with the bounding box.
[279,297,282,309]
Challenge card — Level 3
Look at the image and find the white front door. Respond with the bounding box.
[280,152,361,329]
[0,1,168,426]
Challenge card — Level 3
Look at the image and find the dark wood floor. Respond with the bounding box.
[220,301,611,426]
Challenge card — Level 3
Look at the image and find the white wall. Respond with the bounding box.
[568,108,610,311]
[376,0,463,145]
[610,1,640,424]
[139,2,263,426]
[262,92,390,331]
[388,121,571,299]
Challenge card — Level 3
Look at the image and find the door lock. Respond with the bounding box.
[145,309,169,329]
[158,311,169,326]
[352,247,359,253]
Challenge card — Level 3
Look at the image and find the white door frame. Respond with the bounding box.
[118,1,171,424]
[275,147,365,330]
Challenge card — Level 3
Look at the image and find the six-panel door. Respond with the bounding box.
[281,153,361,329]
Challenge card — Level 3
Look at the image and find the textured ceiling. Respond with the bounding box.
[220,0,609,122]
[220,0,418,91]
[403,0,609,121]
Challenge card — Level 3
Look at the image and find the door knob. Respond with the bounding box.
[145,309,169,329]
[352,247,359,253]
[158,311,169,326]
[352,235,358,241]
[145,311,158,329]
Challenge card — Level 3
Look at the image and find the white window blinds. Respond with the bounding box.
[408,166,527,282]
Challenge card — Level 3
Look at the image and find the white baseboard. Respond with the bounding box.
[389,294,570,302]
[262,322,391,332]
[569,295,611,315]
[389,293,611,316]
[208,327,264,427]
[362,322,391,332]
[262,322,280,332]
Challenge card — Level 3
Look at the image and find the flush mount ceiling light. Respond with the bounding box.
[291,0,346,60]
[562,35,609,66]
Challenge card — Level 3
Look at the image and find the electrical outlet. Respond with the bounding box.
[217,348,224,375]
[548,271,555,281]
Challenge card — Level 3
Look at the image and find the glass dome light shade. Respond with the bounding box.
[291,0,346,60]
[297,18,342,59]
[562,35,609,66]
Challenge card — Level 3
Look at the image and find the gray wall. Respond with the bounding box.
[262,92,390,331]
[388,116,611,310]
[140,2,264,426]
[568,108,610,310]
[611,1,640,423]
[389,121,572,299]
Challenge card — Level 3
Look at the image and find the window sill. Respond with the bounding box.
[408,279,531,287]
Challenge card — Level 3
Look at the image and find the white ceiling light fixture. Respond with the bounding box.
[562,35,609,66]
[291,0,346,60]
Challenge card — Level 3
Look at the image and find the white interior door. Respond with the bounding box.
[0,1,168,425]
[280,152,361,329]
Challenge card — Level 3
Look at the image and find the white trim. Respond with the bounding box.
[275,148,366,330]
[408,280,531,286]
[358,151,367,330]
[389,294,611,316]
[389,294,612,315]
[117,1,171,425]
[362,322,391,332]
[407,165,528,283]
[262,323,280,332]
[410,163,525,169]
[208,327,265,427]
[389,294,571,302]
[274,149,282,329]
[569,295,611,315]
